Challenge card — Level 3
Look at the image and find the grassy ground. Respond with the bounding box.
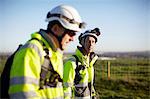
[94,58,150,99]
[95,78,150,99]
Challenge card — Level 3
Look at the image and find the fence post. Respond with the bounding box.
[102,65,104,80]
[107,61,111,80]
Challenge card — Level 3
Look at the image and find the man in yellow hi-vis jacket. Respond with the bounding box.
[8,5,85,99]
[63,28,101,99]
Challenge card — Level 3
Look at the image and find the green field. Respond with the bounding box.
[94,58,150,99]
[0,55,150,99]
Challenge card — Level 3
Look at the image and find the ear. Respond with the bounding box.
[51,24,65,36]
[51,24,58,34]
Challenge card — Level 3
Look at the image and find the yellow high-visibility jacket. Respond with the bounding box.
[9,30,64,99]
[63,47,98,99]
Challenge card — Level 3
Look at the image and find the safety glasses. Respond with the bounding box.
[64,29,76,37]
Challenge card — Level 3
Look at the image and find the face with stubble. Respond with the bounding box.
[51,24,76,50]
[83,36,96,54]
[61,30,76,50]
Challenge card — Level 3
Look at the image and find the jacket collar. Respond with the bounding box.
[75,46,98,67]
[75,46,90,66]
[39,29,61,52]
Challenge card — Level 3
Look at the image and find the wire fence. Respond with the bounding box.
[96,58,150,80]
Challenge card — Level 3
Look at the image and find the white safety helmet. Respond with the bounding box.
[79,28,101,44]
[45,5,86,32]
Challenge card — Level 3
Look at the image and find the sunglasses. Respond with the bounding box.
[65,29,76,37]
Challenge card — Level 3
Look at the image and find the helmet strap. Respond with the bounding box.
[47,28,66,50]
[58,31,67,50]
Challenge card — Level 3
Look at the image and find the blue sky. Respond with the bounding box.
[0,0,149,53]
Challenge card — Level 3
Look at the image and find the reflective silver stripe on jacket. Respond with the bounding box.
[40,96,64,99]
[63,82,73,87]
[74,96,91,99]
[10,91,37,99]
[10,91,64,99]
[64,92,72,97]
[75,82,88,87]
[21,42,43,61]
[52,96,64,99]
[10,76,39,86]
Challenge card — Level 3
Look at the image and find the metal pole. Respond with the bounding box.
[108,61,111,80]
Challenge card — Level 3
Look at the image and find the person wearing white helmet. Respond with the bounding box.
[8,4,85,99]
[45,4,86,50]
[63,28,101,99]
